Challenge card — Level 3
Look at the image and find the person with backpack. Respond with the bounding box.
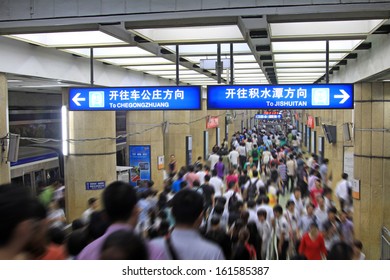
[251,145,260,169]
[243,170,265,202]
[224,181,243,212]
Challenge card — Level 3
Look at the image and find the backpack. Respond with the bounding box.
[247,179,259,200]
[228,192,238,211]
[251,149,258,159]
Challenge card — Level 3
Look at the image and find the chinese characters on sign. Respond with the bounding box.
[207,84,353,110]
[69,86,201,111]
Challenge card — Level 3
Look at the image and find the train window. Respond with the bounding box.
[11,173,34,196]
[46,167,60,183]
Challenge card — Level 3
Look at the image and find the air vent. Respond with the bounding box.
[260,55,272,60]
[355,42,372,50]
[345,53,357,59]
[249,30,268,38]
[256,45,271,52]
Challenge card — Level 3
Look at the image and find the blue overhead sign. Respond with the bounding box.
[69,86,201,111]
[207,84,353,110]
[255,114,282,120]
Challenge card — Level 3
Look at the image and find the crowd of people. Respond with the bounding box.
[0,126,365,260]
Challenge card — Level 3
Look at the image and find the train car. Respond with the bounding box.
[11,144,62,195]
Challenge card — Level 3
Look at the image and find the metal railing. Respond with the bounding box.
[381,227,390,260]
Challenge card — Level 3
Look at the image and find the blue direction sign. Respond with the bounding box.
[69,86,201,111]
[255,114,282,120]
[207,84,353,110]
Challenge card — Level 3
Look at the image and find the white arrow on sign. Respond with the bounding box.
[334,89,350,104]
[72,92,86,106]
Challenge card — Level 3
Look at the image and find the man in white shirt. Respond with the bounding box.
[314,196,328,232]
[208,152,220,171]
[273,205,290,260]
[223,181,243,211]
[289,187,305,217]
[209,169,224,197]
[228,148,239,169]
[256,196,274,225]
[335,173,351,211]
[81,197,98,225]
[195,164,207,185]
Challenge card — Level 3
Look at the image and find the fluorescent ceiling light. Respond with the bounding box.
[276,61,337,68]
[274,53,345,61]
[182,55,255,63]
[277,73,323,77]
[145,70,198,75]
[163,43,251,55]
[100,57,171,66]
[127,65,187,71]
[277,68,325,73]
[272,40,363,53]
[62,46,154,58]
[234,69,264,74]
[7,31,125,47]
[270,19,385,38]
[132,25,243,43]
[234,73,266,78]
[234,63,261,69]
[161,74,209,79]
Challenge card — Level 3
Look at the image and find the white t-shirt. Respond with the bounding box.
[210,176,224,197]
[223,189,243,210]
[228,150,239,166]
[336,179,350,201]
[208,154,220,170]
[196,171,206,185]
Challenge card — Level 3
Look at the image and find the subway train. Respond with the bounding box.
[10,140,127,195]
[9,106,127,194]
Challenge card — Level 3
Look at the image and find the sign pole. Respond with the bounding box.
[176,45,180,86]
[230,43,234,85]
[90,48,94,86]
[217,44,222,84]
[326,40,329,83]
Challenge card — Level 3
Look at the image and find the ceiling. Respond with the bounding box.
[3,15,390,92]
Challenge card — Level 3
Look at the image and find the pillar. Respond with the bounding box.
[127,111,164,190]
[190,99,208,164]
[164,111,190,170]
[0,73,10,184]
[63,91,116,223]
[353,82,390,259]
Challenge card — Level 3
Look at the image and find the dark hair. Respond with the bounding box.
[327,242,353,260]
[72,219,85,231]
[286,200,295,208]
[48,227,66,245]
[273,204,283,214]
[212,169,218,177]
[66,229,89,256]
[171,189,204,225]
[210,216,220,226]
[227,181,236,190]
[213,204,225,215]
[180,181,187,189]
[0,183,36,246]
[342,173,348,180]
[257,195,269,205]
[103,181,138,222]
[247,200,256,209]
[252,170,258,178]
[204,174,211,182]
[88,197,97,206]
[100,230,149,260]
[257,209,267,218]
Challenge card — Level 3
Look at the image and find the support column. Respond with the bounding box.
[64,91,116,222]
[353,82,390,259]
[0,73,10,184]
[190,99,208,164]
[126,111,164,190]
[164,111,190,170]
